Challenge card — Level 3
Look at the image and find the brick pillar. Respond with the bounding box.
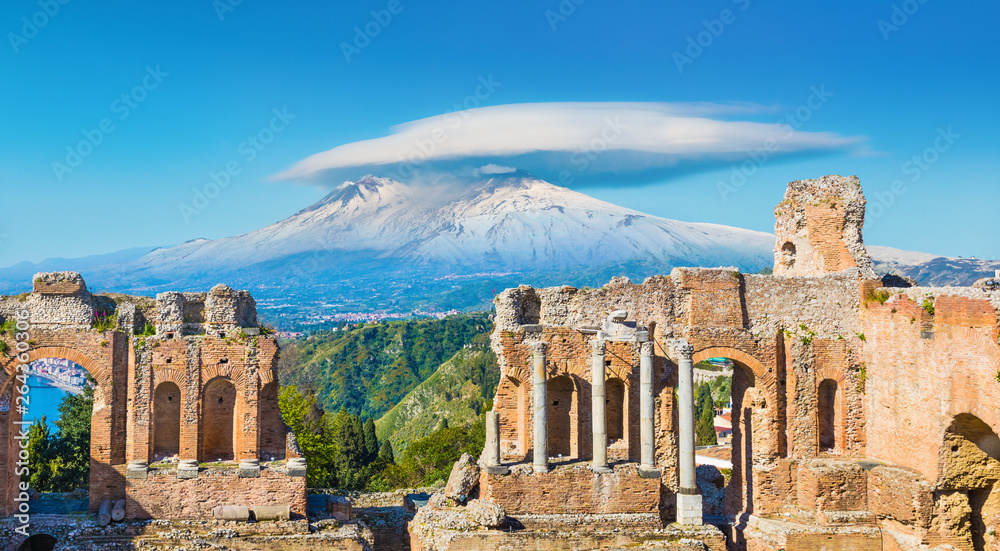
[591,337,611,473]
[532,342,549,474]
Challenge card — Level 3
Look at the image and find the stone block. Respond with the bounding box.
[677,493,703,525]
[444,453,479,502]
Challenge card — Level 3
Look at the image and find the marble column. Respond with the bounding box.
[591,337,611,473]
[531,342,549,473]
[484,411,509,475]
[674,340,702,525]
[639,341,660,477]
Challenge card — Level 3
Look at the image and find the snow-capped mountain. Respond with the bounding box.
[131,171,775,275]
[1,171,992,318]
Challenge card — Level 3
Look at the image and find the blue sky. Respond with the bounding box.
[1,0,997,267]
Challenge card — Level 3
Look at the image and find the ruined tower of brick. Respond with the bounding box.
[773,174,877,278]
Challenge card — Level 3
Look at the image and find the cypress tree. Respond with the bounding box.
[696,390,718,446]
[378,440,395,465]
[363,418,378,464]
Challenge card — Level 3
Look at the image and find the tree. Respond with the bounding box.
[279,385,335,487]
[378,440,395,465]
[333,414,367,489]
[50,383,93,491]
[695,382,717,446]
[363,419,378,464]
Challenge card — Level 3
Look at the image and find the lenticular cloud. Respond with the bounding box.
[274,102,865,185]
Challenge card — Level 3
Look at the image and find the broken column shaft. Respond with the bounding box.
[591,337,611,473]
[532,342,549,473]
[674,340,702,525]
[639,342,659,477]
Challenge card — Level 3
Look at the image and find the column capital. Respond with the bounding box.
[529,341,547,355]
[670,340,694,360]
[591,338,606,354]
[640,341,654,356]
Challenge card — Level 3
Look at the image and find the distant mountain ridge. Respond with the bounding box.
[0,173,994,316]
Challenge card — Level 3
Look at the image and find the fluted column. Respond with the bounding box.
[591,337,611,473]
[531,342,549,473]
[673,340,702,525]
[639,341,659,477]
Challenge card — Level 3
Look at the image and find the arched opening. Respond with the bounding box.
[606,378,625,443]
[153,382,181,460]
[817,379,840,452]
[17,358,93,512]
[936,413,1000,551]
[547,375,576,459]
[201,378,236,461]
[780,241,797,269]
[692,351,764,519]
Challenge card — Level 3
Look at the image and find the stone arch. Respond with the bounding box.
[152,381,181,460]
[691,347,769,387]
[0,346,110,395]
[0,344,125,515]
[201,376,237,461]
[691,346,771,517]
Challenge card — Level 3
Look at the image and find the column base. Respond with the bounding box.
[638,466,661,478]
[591,464,613,474]
[485,465,510,475]
[676,493,704,526]
[532,464,550,474]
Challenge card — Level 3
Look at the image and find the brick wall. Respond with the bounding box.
[0,276,297,520]
[479,466,660,515]
[125,466,307,519]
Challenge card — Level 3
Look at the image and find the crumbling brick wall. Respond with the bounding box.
[0,273,299,518]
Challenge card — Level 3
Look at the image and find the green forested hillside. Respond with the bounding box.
[376,347,499,452]
[278,314,492,419]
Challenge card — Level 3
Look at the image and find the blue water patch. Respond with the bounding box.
[23,375,71,431]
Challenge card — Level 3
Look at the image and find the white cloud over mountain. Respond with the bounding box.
[275,102,866,186]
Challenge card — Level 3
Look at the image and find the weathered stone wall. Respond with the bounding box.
[485,175,1000,551]
[772,175,876,279]
[479,464,660,516]
[0,273,299,519]
[125,465,307,519]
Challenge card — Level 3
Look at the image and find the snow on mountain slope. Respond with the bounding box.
[132,172,776,274]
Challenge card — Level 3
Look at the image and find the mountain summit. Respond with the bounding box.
[132,173,774,274]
